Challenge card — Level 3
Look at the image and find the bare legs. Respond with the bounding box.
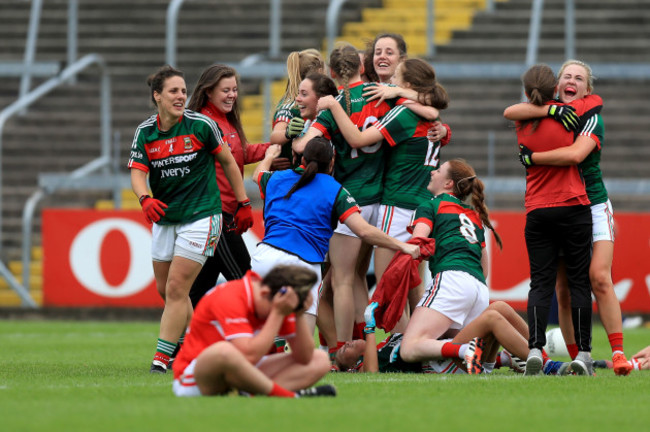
[400,307,453,362]
[557,240,621,348]
[330,233,363,342]
[154,256,203,344]
[193,342,330,396]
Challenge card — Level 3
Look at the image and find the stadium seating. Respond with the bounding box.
[0,0,648,305]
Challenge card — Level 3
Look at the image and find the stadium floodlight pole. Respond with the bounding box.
[326,0,349,61]
[426,0,436,58]
[565,0,576,60]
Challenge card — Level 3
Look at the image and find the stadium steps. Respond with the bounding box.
[1,0,649,269]
[336,0,509,52]
[95,189,140,211]
[0,0,368,263]
[0,247,43,307]
[237,0,507,144]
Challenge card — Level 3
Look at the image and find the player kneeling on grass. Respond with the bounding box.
[172,265,335,397]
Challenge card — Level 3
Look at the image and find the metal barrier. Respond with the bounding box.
[167,0,284,67]
[18,0,78,101]
[0,54,113,307]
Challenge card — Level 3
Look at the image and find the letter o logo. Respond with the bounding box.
[69,218,153,297]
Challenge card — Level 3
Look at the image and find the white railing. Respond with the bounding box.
[167,0,284,67]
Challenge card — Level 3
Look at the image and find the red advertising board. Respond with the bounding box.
[486,212,650,313]
[42,209,650,312]
[43,210,163,307]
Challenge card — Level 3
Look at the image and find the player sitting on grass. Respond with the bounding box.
[172,265,335,397]
[335,301,570,376]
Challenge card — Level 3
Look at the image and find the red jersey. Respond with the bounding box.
[517,95,602,213]
[200,102,269,214]
[172,271,296,379]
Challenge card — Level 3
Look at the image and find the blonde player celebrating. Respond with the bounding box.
[509,60,632,376]
[270,48,325,167]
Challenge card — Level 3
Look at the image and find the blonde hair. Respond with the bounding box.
[278,48,324,105]
[558,59,595,93]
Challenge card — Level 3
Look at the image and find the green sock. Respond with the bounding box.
[156,338,176,357]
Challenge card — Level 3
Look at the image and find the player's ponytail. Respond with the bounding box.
[520,64,557,132]
[279,49,324,106]
[400,58,449,110]
[284,137,334,199]
[329,43,361,116]
[448,159,502,249]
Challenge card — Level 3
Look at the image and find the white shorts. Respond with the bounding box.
[423,358,466,374]
[152,214,222,264]
[417,270,489,330]
[376,205,415,242]
[172,359,202,397]
[334,203,379,238]
[251,243,322,316]
[591,200,614,243]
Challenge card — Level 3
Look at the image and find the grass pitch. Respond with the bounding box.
[1,320,649,432]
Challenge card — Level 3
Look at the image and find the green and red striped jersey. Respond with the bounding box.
[128,110,224,224]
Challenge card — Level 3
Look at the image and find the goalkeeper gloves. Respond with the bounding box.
[139,195,167,223]
[233,199,253,235]
[518,144,534,167]
[285,117,305,139]
[363,302,379,334]
[548,104,579,131]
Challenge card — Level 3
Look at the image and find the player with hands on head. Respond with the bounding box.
[250,137,420,336]
[128,65,250,374]
[172,265,335,398]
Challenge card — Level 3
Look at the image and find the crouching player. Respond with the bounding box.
[172,265,335,397]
